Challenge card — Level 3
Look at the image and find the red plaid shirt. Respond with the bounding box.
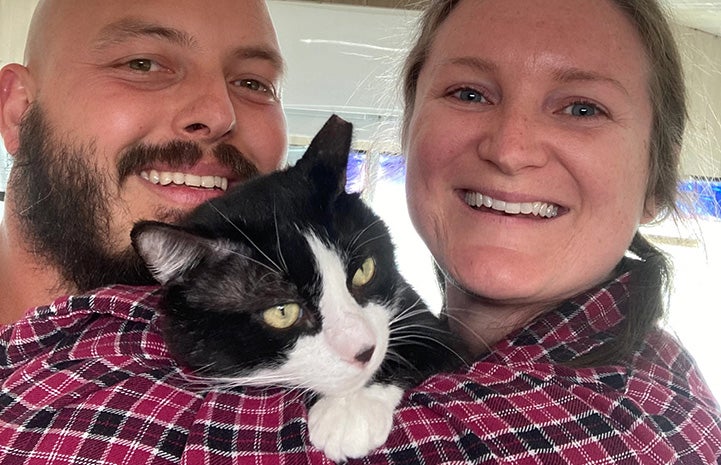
[1,272,720,464]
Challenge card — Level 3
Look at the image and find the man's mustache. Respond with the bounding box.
[116,140,259,183]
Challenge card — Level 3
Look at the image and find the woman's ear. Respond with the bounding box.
[0,64,34,156]
[640,196,658,225]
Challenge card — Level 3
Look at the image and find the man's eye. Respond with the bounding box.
[232,78,278,102]
[127,59,158,72]
[235,78,270,93]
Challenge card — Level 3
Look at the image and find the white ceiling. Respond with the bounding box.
[665,0,721,35]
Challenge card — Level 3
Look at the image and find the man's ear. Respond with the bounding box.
[0,64,34,155]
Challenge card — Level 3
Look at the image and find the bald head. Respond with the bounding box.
[24,0,64,70]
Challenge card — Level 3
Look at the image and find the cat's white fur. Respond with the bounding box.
[256,233,404,461]
[308,383,403,462]
[257,234,390,393]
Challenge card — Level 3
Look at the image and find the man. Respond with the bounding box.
[0,0,287,323]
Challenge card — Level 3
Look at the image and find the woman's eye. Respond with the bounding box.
[452,87,487,103]
[126,58,160,73]
[564,101,604,117]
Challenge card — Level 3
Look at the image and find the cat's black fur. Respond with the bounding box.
[131,115,465,461]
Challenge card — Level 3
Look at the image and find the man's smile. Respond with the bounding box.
[140,170,229,191]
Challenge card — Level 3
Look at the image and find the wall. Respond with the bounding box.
[676,26,721,177]
[0,0,36,67]
[0,0,37,190]
[267,0,417,152]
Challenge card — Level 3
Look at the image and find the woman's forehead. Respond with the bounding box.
[427,0,650,85]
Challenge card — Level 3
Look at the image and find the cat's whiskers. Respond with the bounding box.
[164,370,221,393]
[383,350,417,375]
[389,304,445,331]
[390,331,469,367]
[208,202,283,273]
[210,243,280,275]
[273,203,290,274]
[389,303,470,367]
[389,303,431,326]
[441,307,494,354]
[282,386,312,405]
[348,234,388,259]
[347,218,385,255]
[389,286,430,312]
[194,370,311,391]
[167,370,315,402]
[390,322,451,337]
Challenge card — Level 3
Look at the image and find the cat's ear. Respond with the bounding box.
[295,114,353,198]
[131,221,228,285]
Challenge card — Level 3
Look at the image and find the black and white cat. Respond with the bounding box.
[131,115,464,462]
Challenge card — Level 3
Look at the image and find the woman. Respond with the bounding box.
[0,0,719,463]
[395,0,721,461]
[403,0,682,364]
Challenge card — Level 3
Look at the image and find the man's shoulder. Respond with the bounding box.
[33,284,163,323]
[1,284,168,373]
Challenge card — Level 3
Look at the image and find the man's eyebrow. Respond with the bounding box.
[93,18,197,50]
[232,46,285,71]
[553,67,629,95]
[92,18,284,70]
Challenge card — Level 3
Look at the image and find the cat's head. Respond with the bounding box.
[131,115,424,396]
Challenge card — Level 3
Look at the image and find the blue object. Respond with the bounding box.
[679,179,721,219]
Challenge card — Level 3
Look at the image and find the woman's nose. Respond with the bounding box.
[477,106,549,174]
[172,77,236,144]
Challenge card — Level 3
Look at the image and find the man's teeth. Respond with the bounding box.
[140,170,228,191]
[464,191,559,218]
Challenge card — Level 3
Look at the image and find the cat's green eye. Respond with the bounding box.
[352,257,376,287]
[263,303,302,329]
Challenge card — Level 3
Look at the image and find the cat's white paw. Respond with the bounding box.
[308,383,404,462]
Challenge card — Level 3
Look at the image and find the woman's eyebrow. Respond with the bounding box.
[444,57,629,96]
[552,67,629,95]
[93,18,197,51]
[446,56,498,74]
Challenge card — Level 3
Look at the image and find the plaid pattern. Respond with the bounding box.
[1,273,720,464]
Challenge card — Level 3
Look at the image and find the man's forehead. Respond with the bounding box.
[29,0,282,66]
[90,15,283,69]
[33,0,276,39]
[92,17,200,50]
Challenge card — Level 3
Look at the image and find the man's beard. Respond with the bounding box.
[8,104,259,293]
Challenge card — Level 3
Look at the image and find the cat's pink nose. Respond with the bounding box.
[354,345,375,364]
[324,312,377,365]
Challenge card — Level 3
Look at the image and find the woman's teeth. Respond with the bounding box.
[141,170,228,191]
[464,191,559,218]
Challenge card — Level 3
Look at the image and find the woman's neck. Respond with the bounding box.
[444,284,554,358]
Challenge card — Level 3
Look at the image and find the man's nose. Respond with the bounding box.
[172,76,236,144]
